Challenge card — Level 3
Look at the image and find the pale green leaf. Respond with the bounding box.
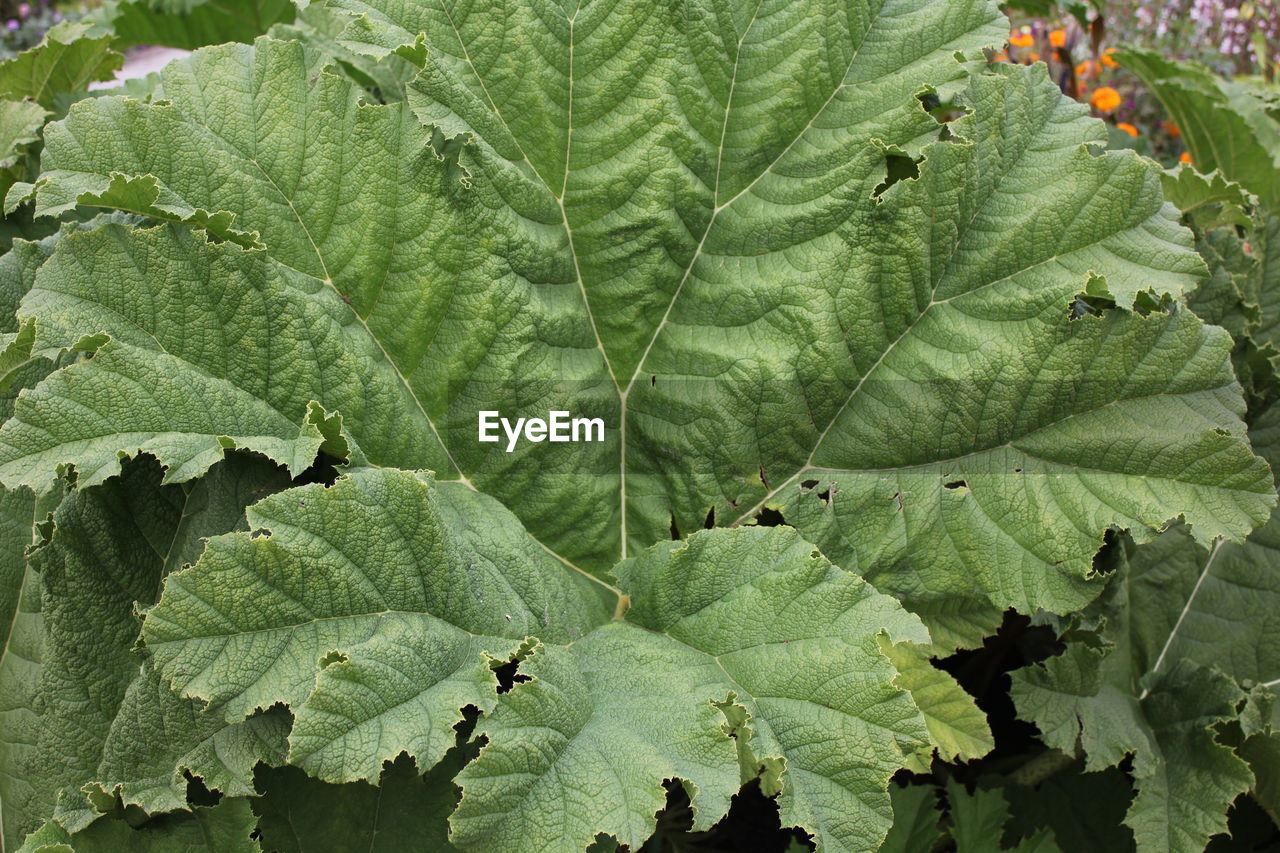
[880,639,993,763]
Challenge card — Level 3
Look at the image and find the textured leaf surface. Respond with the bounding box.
[0,222,447,490]
[4,24,1269,637]
[10,36,617,569]
[144,468,613,783]
[453,526,931,853]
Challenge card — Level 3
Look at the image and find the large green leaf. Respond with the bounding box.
[142,467,937,851]
[143,468,614,784]
[0,24,1269,643]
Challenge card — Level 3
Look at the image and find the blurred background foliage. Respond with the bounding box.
[1000,0,1277,163]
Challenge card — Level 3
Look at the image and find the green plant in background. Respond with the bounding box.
[0,1,1277,852]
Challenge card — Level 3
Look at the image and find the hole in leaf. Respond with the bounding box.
[319,650,348,668]
[917,88,966,125]
[1070,291,1117,319]
[944,479,967,490]
[184,770,221,808]
[491,659,531,694]
[872,152,921,198]
[669,512,681,540]
[293,450,344,487]
[917,90,942,114]
[703,506,715,529]
[800,478,819,490]
[754,507,786,527]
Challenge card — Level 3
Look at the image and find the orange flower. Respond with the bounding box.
[1179,151,1193,164]
[1010,29,1034,48]
[1161,120,1181,138]
[1116,122,1139,137]
[1101,47,1119,68]
[1049,29,1066,47]
[991,50,1009,62]
[1090,86,1122,112]
[1076,60,1098,78]
[1027,51,1041,63]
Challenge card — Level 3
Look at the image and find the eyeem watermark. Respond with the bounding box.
[478,410,606,452]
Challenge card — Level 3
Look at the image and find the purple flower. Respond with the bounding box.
[16,4,29,18]
[5,19,18,31]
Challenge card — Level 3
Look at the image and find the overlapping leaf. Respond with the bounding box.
[1010,404,1280,852]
